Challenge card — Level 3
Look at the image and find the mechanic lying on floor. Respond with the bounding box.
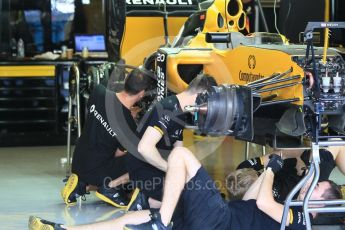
[235,146,345,203]
[29,146,342,230]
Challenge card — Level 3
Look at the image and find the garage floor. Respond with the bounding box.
[0,132,344,229]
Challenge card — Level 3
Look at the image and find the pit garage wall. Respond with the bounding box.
[119,1,197,66]
[120,0,344,67]
[267,0,344,45]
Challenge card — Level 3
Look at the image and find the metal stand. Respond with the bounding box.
[244,142,266,160]
[254,0,269,32]
[279,22,345,229]
[262,145,266,155]
[66,64,82,176]
[280,141,345,230]
[245,142,250,160]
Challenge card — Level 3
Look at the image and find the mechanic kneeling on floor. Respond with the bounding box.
[61,67,154,208]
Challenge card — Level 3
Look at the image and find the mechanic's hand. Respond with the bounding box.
[266,154,284,174]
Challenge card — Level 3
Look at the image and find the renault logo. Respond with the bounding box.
[248,55,256,69]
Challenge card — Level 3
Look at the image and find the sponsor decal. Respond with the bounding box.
[297,211,302,223]
[156,53,167,101]
[272,187,279,198]
[321,22,339,27]
[297,211,306,225]
[238,55,264,83]
[90,105,117,137]
[164,115,170,122]
[158,121,168,129]
[172,129,183,138]
[158,114,171,129]
[248,55,256,69]
[126,0,193,5]
[239,71,265,83]
[248,158,257,166]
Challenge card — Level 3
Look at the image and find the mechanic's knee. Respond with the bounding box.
[168,147,189,163]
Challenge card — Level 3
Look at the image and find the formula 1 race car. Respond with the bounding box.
[69,0,345,148]
[147,0,345,147]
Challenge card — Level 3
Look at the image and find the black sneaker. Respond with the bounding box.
[95,185,129,208]
[28,216,66,230]
[126,188,150,212]
[124,212,172,230]
[61,174,87,206]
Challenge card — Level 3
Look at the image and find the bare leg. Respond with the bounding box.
[336,151,345,175]
[64,210,150,230]
[86,185,98,192]
[328,146,345,175]
[148,198,162,209]
[108,173,130,188]
[159,147,201,226]
[279,149,305,159]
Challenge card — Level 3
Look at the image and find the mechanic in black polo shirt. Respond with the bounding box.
[236,146,344,203]
[125,146,342,230]
[61,67,154,207]
[124,74,217,211]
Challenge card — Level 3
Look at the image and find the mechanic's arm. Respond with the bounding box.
[173,140,183,148]
[256,156,291,226]
[115,148,127,157]
[256,169,291,225]
[327,145,345,175]
[242,171,265,200]
[280,149,305,159]
[138,126,168,172]
[242,153,289,200]
[108,173,130,188]
[237,149,304,172]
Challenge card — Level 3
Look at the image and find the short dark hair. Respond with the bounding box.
[322,180,343,200]
[186,73,217,94]
[124,67,155,95]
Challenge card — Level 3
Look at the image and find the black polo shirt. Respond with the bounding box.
[236,150,335,203]
[72,85,137,184]
[227,199,311,230]
[125,95,187,200]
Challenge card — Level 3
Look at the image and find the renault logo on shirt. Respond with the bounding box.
[90,104,117,137]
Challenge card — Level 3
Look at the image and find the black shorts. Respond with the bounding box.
[72,155,127,187]
[181,167,230,230]
[125,154,165,201]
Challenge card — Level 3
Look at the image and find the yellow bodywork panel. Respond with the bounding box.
[0,65,55,77]
[166,49,213,92]
[166,46,304,106]
[121,17,187,66]
[120,0,250,66]
[203,0,246,32]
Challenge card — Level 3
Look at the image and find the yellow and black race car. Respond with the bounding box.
[146,0,345,147]
[82,0,345,147]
